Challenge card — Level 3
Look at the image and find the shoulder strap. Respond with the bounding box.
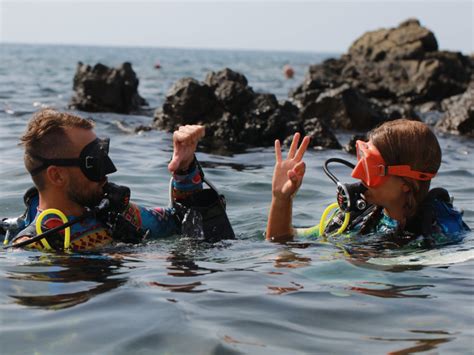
[23,186,39,207]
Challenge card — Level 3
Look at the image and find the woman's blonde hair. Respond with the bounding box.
[369,119,442,217]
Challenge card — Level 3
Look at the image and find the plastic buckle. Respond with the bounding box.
[377,165,387,176]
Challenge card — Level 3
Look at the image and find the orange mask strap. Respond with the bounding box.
[386,165,436,181]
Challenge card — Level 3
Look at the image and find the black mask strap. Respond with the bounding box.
[29,154,81,176]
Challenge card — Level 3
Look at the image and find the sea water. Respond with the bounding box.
[0,43,473,354]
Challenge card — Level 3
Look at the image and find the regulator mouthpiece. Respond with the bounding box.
[323,158,369,213]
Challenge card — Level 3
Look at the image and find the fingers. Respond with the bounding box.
[275,139,282,163]
[293,161,306,176]
[168,157,179,172]
[294,136,311,162]
[173,125,205,144]
[288,162,306,180]
[287,132,300,159]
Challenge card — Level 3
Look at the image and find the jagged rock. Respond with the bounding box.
[69,62,147,113]
[381,103,419,121]
[303,118,341,149]
[300,84,384,130]
[348,18,438,61]
[436,83,474,136]
[291,57,347,108]
[417,101,441,113]
[205,69,254,113]
[344,134,367,154]
[291,19,472,133]
[155,78,219,130]
[154,68,340,150]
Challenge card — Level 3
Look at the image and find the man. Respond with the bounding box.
[12,109,205,250]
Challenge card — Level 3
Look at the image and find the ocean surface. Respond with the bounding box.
[0,43,473,354]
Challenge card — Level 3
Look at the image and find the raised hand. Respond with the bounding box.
[168,125,205,173]
[272,133,311,201]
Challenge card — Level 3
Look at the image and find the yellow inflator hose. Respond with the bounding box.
[319,202,350,237]
[35,209,71,250]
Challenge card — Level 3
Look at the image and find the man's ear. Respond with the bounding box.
[45,166,67,186]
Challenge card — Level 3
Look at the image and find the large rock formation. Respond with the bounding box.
[154,68,340,150]
[291,19,472,134]
[69,62,148,113]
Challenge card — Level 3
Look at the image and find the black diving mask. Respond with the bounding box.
[30,137,117,182]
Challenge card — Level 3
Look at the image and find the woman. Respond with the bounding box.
[266,119,469,246]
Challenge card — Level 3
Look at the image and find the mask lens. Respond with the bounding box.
[79,137,117,182]
[352,140,384,187]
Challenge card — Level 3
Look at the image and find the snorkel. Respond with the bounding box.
[319,158,368,236]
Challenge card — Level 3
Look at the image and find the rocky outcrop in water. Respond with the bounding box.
[436,82,474,137]
[291,19,472,134]
[69,62,148,113]
[154,68,340,150]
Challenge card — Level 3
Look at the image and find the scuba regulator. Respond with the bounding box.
[319,158,369,236]
[3,182,148,250]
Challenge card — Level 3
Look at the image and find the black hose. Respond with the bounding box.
[323,158,355,185]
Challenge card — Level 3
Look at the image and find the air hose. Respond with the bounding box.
[35,209,71,250]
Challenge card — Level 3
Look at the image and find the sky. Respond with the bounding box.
[1,0,472,53]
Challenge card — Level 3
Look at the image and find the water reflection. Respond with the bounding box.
[371,330,456,354]
[349,282,434,298]
[6,253,130,310]
[274,250,312,268]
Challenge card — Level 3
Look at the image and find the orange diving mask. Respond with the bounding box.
[351,140,436,187]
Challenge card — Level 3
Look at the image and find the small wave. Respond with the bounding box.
[367,248,474,266]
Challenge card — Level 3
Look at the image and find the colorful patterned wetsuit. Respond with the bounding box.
[12,166,203,251]
[296,196,470,248]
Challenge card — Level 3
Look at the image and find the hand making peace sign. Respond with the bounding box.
[271,133,311,200]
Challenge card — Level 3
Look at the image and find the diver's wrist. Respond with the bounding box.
[271,195,293,204]
[174,155,197,175]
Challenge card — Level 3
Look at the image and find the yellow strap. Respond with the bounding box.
[35,209,71,250]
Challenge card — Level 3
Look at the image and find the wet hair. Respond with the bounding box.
[20,109,94,190]
[369,119,442,217]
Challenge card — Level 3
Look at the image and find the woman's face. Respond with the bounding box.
[363,175,410,210]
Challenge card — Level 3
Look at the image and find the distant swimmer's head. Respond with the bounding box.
[20,109,117,207]
[352,119,441,217]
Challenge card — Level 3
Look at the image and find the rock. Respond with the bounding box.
[436,83,474,136]
[205,68,254,113]
[349,18,438,61]
[381,103,419,121]
[344,134,367,155]
[156,78,219,130]
[303,118,341,149]
[417,101,441,113]
[291,19,472,133]
[291,57,347,107]
[300,84,385,130]
[154,68,341,150]
[69,62,148,113]
[344,50,470,103]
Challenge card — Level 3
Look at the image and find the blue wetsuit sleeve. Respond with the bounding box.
[136,205,179,239]
[124,164,203,239]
